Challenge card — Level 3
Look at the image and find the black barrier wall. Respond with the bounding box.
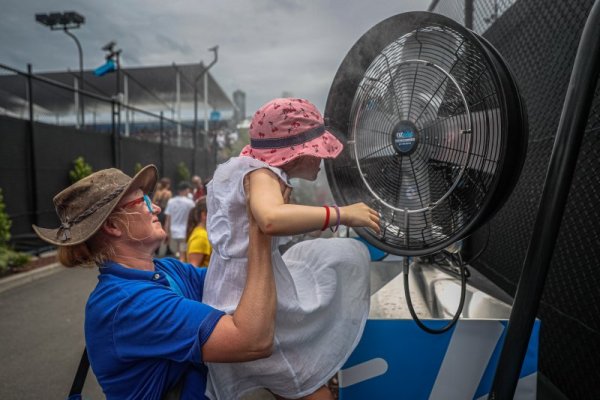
[432,0,600,397]
[0,115,215,238]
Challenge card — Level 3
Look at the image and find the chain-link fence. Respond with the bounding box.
[0,63,219,250]
[429,0,517,33]
[430,0,600,398]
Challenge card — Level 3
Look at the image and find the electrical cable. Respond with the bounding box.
[403,252,468,334]
[463,223,492,265]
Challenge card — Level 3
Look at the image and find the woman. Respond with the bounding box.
[186,198,211,267]
[32,165,275,400]
[153,177,173,220]
[153,177,172,256]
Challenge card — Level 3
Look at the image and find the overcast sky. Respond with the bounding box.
[1,0,430,114]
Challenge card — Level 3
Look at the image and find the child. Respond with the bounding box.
[204,98,380,400]
[186,198,211,267]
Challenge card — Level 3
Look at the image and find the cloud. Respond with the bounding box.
[0,0,430,113]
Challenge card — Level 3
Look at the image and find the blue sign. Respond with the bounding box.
[339,319,539,399]
[210,110,221,121]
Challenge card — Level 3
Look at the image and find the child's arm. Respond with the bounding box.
[248,168,381,236]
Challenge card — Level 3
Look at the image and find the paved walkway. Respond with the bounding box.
[0,266,103,399]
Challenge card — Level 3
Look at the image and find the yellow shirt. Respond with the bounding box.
[186,226,211,267]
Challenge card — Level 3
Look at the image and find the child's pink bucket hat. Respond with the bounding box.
[241,98,343,167]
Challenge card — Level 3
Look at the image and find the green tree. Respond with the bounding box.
[69,156,93,183]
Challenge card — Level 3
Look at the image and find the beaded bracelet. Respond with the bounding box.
[321,205,330,231]
[330,205,340,233]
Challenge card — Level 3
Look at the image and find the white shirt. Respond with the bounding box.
[164,195,195,239]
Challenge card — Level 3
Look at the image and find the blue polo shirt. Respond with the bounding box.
[84,257,225,400]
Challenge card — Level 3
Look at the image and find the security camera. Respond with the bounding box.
[102,41,116,52]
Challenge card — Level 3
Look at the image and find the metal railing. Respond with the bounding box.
[0,62,201,149]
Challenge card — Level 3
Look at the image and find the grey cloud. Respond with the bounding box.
[154,34,193,55]
[0,0,430,113]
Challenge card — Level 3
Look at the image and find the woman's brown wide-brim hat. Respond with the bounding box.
[33,165,158,246]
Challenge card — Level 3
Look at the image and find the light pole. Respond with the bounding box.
[92,41,123,168]
[101,41,122,97]
[193,46,218,149]
[35,11,86,127]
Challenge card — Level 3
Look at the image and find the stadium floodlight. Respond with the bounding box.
[35,10,86,127]
[35,11,85,30]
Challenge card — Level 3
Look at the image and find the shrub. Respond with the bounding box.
[0,190,30,276]
[69,157,93,183]
[0,247,30,275]
[0,188,11,246]
[0,247,31,272]
[177,162,190,183]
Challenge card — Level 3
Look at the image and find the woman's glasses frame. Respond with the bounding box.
[120,194,154,214]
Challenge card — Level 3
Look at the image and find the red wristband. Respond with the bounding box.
[321,205,330,231]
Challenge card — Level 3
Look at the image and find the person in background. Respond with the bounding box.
[203,176,212,197]
[186,198,211,267]
[191,175,206,202]
[165,181,195,260]
[152,177,172,256]
[31,165,276,399]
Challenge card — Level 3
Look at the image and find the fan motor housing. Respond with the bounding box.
[392,121,419,155]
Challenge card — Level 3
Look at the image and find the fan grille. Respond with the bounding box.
[326,16,514,255]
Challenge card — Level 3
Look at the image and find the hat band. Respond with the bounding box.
[251,125,326,149]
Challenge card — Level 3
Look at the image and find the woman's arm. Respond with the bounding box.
[249,168,381,236]
[201,180,276,362]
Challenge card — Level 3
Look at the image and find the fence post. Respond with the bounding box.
[26,64,38,227]
[111,100,120,168]
[160,111,165,177]
[465,0,474,29]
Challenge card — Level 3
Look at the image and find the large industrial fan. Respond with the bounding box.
[325,11,527,256]
[325,12,528,332]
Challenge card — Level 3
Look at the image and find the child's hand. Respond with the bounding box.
[340,203,381,234]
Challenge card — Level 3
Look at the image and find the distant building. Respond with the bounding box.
[233,90,246,123]
[281,91,294,98]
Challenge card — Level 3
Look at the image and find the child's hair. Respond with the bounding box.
[240,98,343,167]
[186,198,208,241]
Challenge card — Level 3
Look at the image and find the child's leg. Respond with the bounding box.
[272,386,334,400]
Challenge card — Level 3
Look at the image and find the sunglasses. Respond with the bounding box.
[120,194,154,214]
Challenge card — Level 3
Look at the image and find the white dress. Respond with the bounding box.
[204,156,370,399]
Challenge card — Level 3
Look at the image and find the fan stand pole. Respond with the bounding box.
[489,1,600,398]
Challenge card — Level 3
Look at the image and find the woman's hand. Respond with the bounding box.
[340,202,381,234]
